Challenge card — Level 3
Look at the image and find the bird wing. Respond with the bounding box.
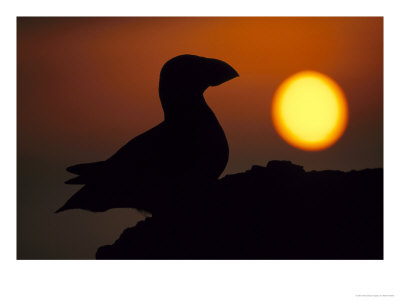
[66,161,106,175]
[59,122,176,213]
[65,161,107,184]
[59,121,202,213]
[65,122,170,185]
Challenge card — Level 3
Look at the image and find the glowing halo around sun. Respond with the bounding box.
[271,71,348,151]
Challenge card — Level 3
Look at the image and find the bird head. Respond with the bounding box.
[158,55,239,117]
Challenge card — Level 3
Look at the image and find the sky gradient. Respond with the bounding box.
[17,17,383,258]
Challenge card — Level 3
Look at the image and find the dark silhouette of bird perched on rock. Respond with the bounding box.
[56,55,239,214]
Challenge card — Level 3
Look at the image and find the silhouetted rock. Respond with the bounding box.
[96,161,383,259]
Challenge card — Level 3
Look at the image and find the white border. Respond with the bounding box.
[2,1,399,300]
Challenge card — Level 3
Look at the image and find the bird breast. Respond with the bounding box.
[171,105,229,182]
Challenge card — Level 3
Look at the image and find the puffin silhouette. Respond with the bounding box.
[56,55,239,214]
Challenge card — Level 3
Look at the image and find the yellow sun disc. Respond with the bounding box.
[271,71,348,151]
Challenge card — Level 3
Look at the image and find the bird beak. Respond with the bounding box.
[207,58,239,87]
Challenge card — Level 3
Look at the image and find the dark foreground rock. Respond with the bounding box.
[96,161,383,259]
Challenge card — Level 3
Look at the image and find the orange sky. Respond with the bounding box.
[18,17,382,173]
[17,17,383,258]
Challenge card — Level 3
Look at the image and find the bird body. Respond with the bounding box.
[57,55,238,213]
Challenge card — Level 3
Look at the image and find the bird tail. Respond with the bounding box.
[56,185,110,213]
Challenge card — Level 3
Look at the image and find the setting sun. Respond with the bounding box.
[271,71,348,151]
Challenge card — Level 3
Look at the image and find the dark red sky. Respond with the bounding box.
[17,17,383,258]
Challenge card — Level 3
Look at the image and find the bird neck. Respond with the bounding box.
[161,93,211,122]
